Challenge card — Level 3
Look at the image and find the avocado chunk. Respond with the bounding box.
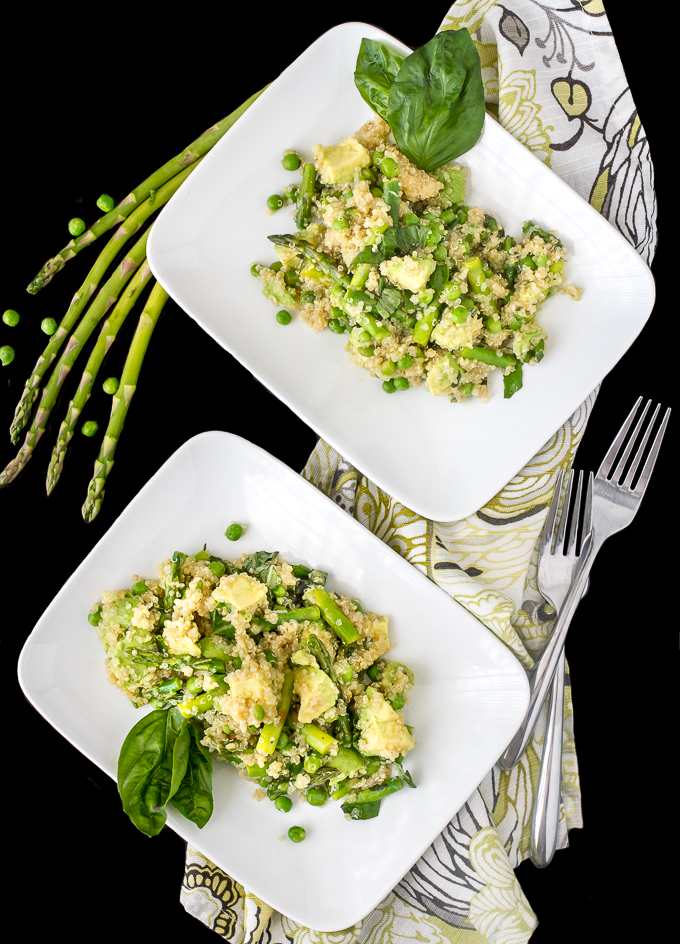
[312,137,370,184]
[293,665,338,723]
[357,687,415,761]
[325,745,366,775]
[425,352,461,396]
[214,573,267,610]
[382,255,436,293]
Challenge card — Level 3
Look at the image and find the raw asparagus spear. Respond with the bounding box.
[82,282,169,522]
[27,88,267,293]
[0,227,152,487]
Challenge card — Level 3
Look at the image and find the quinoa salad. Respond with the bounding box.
[252,116,581,402]
[91,546,416,823]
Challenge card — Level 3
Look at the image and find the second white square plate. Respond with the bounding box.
[147,22,654,521]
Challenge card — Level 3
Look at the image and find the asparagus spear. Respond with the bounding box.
[82,282,169,522]
[269,234,351,288]
[27,87,267,294]
[305,587,361,645]
[256,670,294,755]
[295,163,317,230]
[0,227,152,487]
[45,260,154,494]
[10,162,199,443]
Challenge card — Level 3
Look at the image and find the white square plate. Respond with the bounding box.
[18,432,529,931]
[147,22,655,522]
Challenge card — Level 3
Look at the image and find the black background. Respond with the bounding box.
[2,4,674,942]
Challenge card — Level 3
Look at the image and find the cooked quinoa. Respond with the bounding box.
[91,546,416,819]
[253,117,580,402]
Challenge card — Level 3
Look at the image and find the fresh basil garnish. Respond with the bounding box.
[170,722,214,828]
[375,286,403,321]
[354,38,406,121]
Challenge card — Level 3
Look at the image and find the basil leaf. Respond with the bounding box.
[375,286,403,321]
[242,550,278,579]
[385,224,426,256]
[354,38,406,121]
[117,707,189,837]
[387,30,485,171]
[170,722,214,828]
[350,243,388,267]
[503,364,523,399]
[211,607,235,638]
[428,263,450,295]
[342,798,382,820]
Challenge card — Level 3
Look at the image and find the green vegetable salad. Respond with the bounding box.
[252,31,580,402]
[91,546,416,837]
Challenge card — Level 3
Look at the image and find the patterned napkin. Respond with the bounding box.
[180,2,655,940]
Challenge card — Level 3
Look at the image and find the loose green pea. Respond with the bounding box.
[381,360,396,376]
[441,209,456,224]
[300,291,316,304]
[209,560,226,578]
[251,263,262,277]
[358,345,374,357]
[275,796,293,812]
[270,261,283,272]
[433,244,448,261]
[371,187,383,199]
[96,193,115,212]
[225,523,244,541]
[68,217,86,237]
[41,318,58,336]
[381,157,399,177]
[306,787,326,807]
[2,309,19,327]
[397,355,413,370]
[102,376,119,394]
[304,751,323,773]
[451,306,469,324]
[391,693,406,710]
[132,581,148,594]
[288,826,306,842]
[81,420,98,437]
[276,310,292,325]
[328,319,345,334]
[267,194,284,212]
[0,345,15,366]
[253,704,265,722]
[186,675,204,694]
[332,218,349,231]
[88,606,102,626]
[393,377,410,391]
[382,379,396,393]
[282,152,301,171]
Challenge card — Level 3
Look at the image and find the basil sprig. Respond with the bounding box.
[117,706,214,836]
[354,30,485,171]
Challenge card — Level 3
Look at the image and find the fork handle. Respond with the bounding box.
[497,532,593,770]
[529,649,565,867]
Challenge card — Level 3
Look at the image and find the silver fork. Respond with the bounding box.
[499,398,671,772]
[529,468,590,868]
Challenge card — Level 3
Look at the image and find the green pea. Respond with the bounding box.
[380,156,399,177]
[131,581,148,594]
[267,194,284,212]
[300,291,316,304]
[459,382,474,396]
[288,826,306,842]
[441,209,456,224]
[68,217,86,237]
[433,244,448,261]
[393,377,410,391]
[102,376,119,395]
[304,751,323,773]
[185,675,204,694]
[380,360,396,376]
[209,560,226,578]
[81,420,99,437]
[253,705,265,722]
[391,693,406,710]
[41,318,58,336]
[328,319,345,334]
[306,787,326,807]
[278,731,289,750]
[282,152,301,171]
[250,263,262,277]
[451,306,469,324]
[382,379,396,393]
[275,796,293,812]
[272,584,286,597]
[225,523,244,541]
[456,209,468,224]
[506,318,523,331]
[332,218,349,231]
[88,606,102,626]
[397,355,413,370]
[485,317,502,334]
[2,309,19,327]
[357,330,371,343]
[358,345,374,357]
[96,193,115,212]
[340,667,353,684]
[270,261,283,272]
[360,166,375,180]
[276,311,292,325]
[232,656,242,670]
[367,665,381,682]
[371,187,383,199]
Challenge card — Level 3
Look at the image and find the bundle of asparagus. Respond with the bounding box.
[0,88,266,521]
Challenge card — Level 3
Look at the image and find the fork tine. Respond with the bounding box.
[566,470,584,554]
[583,472,593,535]
[622,403,660,488]
[542,469,564,556]
[597,396,643,479]
[611,399,651,483]
[632,406,671,496]
[555,471,574,555]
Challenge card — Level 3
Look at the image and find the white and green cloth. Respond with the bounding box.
[180,2,655,940]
